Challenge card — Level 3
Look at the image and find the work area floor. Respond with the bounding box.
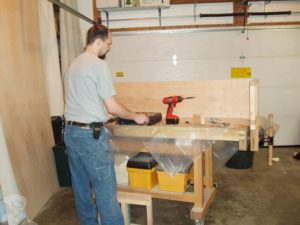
[33,147,300,225]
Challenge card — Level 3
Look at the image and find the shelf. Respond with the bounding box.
[99,5,170,12]
[118,184,196,202]
[99,6,170,27]
[98,2,200,29]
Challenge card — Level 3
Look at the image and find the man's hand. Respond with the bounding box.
[134,114,149,125]
[104,96,149,125]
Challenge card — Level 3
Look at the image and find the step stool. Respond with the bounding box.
[117,191,153,225]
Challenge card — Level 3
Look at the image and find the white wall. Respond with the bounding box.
[106,27,300,146]
[77,0,93,46]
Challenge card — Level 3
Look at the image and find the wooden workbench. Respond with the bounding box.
[110,117,250,221]
[110,79,259,222]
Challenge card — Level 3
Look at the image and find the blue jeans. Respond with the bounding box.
[64,124,124,225]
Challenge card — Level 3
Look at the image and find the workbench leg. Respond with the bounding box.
[205,145,213,189]
[194,153,203,208]
[268,144,273,166]
[146,201,153,225]
[121,203,130,225]
[191,153,203,220]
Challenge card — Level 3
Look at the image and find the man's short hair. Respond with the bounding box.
[86,24,109,46]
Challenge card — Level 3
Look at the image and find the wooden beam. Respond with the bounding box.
[110,21,300,32]
[190,188,217,220]
[233,1,248,26]
[118,185,196,202]
[193,154,203,208]
[204,146,213,189]
[249,21,300,26]
[93,0,101,24]
[110,23,233,32]
[250,79,259,151]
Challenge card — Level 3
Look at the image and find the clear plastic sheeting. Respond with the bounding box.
[114,152,132,185]
[143,138,212,177]
[0,186,7,224]
[259,116,280,136]
[213,141,239,172]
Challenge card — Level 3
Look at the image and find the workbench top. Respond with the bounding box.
[109,117,249,142]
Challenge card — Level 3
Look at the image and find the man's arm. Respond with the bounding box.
[104,96,149,125]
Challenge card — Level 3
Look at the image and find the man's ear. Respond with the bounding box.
[96,38,103,48]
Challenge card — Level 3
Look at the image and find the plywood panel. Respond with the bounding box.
[0,0,58,219]
[115,79,250,119]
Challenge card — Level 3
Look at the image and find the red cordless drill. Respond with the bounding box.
[162,96,195,124]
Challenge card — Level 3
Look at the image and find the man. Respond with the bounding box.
[64,24,149,225]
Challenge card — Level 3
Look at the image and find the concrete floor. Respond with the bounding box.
[33,147,300,225]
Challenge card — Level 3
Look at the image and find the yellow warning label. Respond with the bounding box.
[116,72,124,77]
[231,67,251,78]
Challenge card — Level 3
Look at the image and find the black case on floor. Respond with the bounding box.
[226,150,254,169]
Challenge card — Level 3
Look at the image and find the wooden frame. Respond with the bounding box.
[118,191,153,225]
[110,79,259,221]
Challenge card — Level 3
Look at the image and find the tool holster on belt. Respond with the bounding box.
[92,122,103,140]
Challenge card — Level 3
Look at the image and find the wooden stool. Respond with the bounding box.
[117,191,153,225]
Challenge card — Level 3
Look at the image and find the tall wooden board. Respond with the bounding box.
[115,79,250,119]
[0,0,58,218]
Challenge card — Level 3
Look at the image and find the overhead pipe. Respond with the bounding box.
[200,11,291,18]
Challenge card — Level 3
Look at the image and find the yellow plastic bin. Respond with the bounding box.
[127,152,158,190]
[157,164,193,193]
[127,167,158,190]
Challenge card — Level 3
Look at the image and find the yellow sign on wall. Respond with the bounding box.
[231,67,251,78]
[116,72,124,77]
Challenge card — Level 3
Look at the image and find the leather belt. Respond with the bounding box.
[66,121,103,129]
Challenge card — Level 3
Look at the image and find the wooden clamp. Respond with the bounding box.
[268,114,275,166]
[250,79,259,151]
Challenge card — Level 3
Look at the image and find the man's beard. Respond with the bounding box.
[99,54,106,60]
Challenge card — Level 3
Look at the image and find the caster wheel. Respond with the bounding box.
[195,219,204,225]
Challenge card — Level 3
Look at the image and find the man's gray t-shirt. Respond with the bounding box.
[64,53,116,123]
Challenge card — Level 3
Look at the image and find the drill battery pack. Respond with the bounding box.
[117,112,162,126]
